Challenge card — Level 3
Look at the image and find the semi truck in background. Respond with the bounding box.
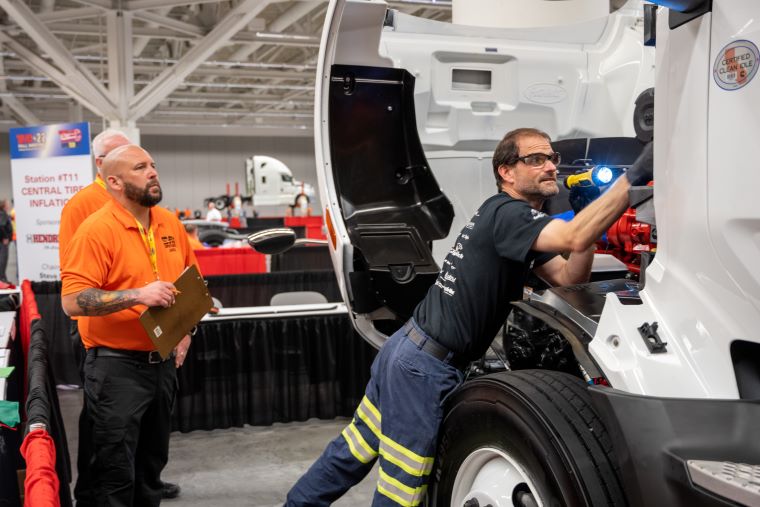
[205,155,315,213]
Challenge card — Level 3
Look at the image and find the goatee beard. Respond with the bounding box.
[125,181,162,207]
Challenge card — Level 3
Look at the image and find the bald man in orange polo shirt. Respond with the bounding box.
[61,144,196,507]
[60,130,181,504]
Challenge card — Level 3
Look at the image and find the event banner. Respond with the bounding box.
[9,122,92,281]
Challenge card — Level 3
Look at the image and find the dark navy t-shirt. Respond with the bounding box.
[413,192,557,361]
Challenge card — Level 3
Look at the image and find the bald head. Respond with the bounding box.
[102,145,163,208]
[101,144,142,178]
[92,129,131,174]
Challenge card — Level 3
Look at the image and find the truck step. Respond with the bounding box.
[687,460,760,507]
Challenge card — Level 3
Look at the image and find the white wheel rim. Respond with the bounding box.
[450,447,544,507]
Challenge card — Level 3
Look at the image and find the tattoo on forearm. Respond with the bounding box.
[76,288,139,316]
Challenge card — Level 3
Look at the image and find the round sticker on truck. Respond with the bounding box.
[713,40,759,90]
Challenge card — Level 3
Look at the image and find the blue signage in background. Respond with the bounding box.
[9,122,91,159]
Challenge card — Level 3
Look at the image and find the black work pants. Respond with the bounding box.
[72,321,96,507]
[84,350,177,507]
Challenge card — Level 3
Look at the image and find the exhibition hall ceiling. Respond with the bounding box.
[0,0,450,135]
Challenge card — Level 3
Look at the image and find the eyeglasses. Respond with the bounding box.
[514,152,561,168]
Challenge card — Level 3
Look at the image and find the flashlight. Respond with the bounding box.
[564,166,617,189]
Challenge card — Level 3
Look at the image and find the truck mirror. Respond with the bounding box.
[644,4,656,47]
[247,228,296,255]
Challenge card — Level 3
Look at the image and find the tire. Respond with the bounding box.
[428,370,625,507]
[633,88,654,143]
[198,229,227,247]
[214,197,228,211]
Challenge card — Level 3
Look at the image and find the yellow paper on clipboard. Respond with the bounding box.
[139,264,213,359]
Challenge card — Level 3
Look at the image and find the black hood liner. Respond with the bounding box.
[328,64,454,320]
[329,64,454,241]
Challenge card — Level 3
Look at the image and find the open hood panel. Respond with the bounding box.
[329,63,454,321]
[329,64,454,240]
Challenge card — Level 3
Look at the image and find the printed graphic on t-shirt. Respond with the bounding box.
[161,235,177,252]
[434,279,455,296]
[530,209,547,220]
[449,242,464,259]
[435,205,481,297]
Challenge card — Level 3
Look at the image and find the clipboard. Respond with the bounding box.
[139,264,213,359]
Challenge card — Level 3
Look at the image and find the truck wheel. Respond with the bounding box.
[428,370,625,507]
[214,197,227,211]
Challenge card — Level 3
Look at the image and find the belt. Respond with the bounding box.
[88,347,173,364]
[403,320,468,371]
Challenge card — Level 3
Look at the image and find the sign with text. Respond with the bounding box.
[9,122,92,281]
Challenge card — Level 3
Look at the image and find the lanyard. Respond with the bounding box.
[95,175,106,190]
[135,218,159,280]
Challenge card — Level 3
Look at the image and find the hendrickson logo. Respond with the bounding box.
[27,233,58,243]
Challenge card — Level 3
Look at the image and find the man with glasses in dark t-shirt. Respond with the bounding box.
[286,128,653,507]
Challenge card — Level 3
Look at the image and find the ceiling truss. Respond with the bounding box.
[0,0,451,136]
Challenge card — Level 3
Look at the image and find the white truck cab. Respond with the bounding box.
[308,0,760,505]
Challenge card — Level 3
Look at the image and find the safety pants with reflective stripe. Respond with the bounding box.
[285,319,464,506]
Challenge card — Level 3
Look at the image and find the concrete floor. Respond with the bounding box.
[59,389,377,506]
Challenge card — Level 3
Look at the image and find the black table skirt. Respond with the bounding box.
[173,315,376,432]
[29,278,377,433]
[31,271,343,387]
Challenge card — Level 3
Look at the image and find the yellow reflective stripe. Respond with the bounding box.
[379,446,432,477]
[355,396,433,477]
[341,426,372,464]
[378,436,435,477]
[348,422,377,459]
[377,484,414,507]
[361,395,382,423]
[342,422,377,464]
[356,397,381,439]
[377,467,427,506]
[357,406,381,439]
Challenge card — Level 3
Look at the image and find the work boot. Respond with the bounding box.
[161,481,181,499]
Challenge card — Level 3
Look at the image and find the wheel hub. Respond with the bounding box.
[451,448,543,507]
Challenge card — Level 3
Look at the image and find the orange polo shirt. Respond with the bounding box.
[61,199,199,351]
[58,175,110,262]
[59,175,110,329]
